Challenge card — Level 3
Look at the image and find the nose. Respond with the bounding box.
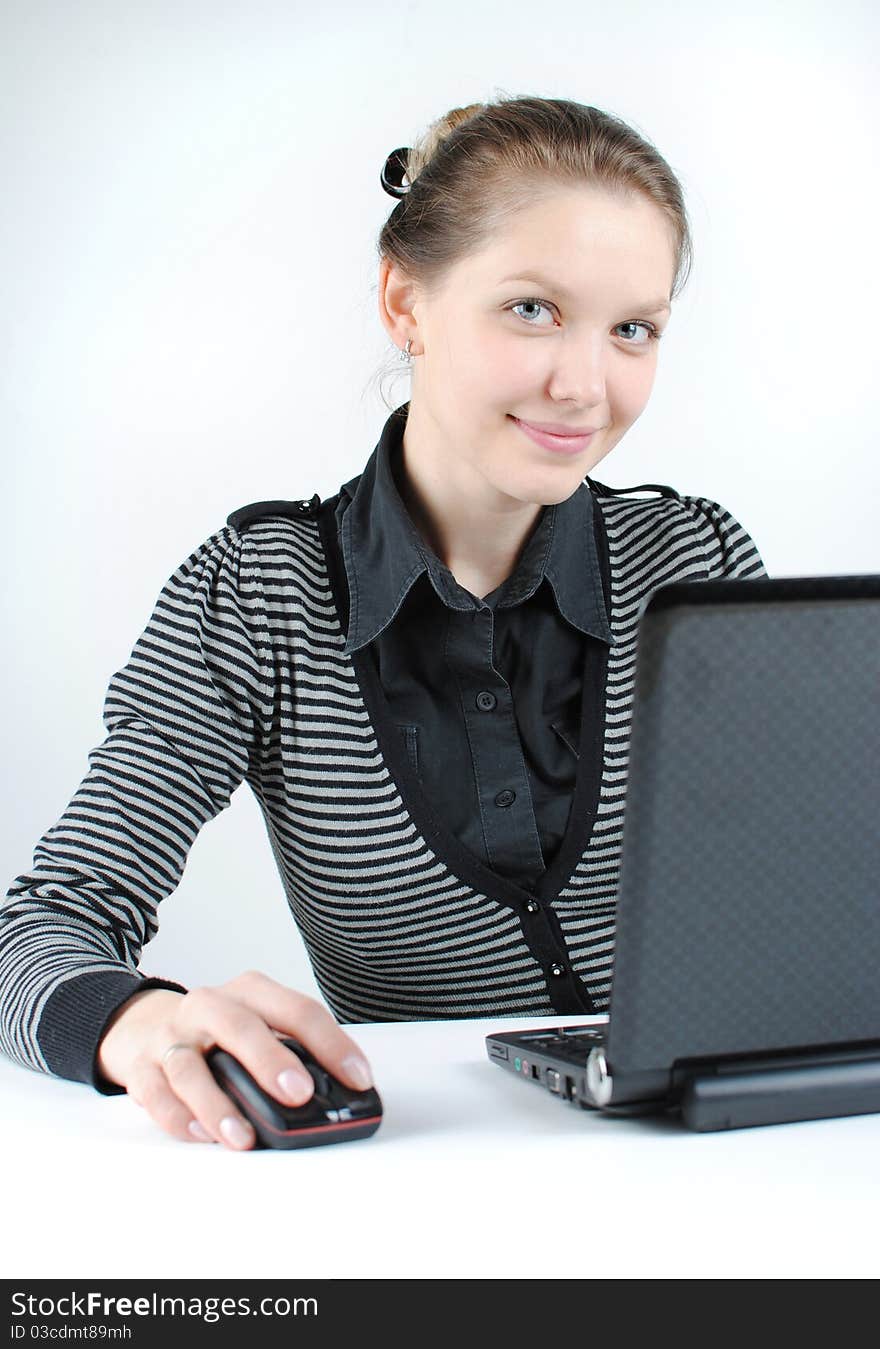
[546,332,608,408]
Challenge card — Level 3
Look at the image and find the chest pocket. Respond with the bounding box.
[550,717,580,761]
[398,719,577,774]
[396,723,421,776]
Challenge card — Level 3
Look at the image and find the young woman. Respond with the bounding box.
[0,96,766,1150]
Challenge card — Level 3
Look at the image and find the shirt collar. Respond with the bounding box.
[335,401,613,655]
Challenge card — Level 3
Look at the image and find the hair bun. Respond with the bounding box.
[380,147,413,199]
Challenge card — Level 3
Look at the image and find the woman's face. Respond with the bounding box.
[399,185,678,508]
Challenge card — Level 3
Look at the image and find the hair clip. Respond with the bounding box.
[380,146,413,199]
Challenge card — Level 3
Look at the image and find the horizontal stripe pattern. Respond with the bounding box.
[554,493,767,1005]
[0,489,766,1089]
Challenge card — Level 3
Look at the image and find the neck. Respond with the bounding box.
[395,402,544,595]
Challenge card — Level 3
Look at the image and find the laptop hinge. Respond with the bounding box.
[671,1042,880,1132]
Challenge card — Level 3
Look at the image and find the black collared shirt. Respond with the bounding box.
[330,402,613,890]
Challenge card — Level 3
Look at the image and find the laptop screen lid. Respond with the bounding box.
[603,573,880,1091]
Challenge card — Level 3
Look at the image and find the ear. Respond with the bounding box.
[377,257,422,354]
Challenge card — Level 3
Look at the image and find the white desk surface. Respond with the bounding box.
[2,1013,877,1281]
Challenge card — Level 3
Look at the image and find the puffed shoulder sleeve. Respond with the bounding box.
[0,525,272,1095]
[677,493,769,580]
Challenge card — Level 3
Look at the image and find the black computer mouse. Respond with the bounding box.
[205,1035,383,1149]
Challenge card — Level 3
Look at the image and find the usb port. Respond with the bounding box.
[489,1043,509,1060]
[546,1069,561,1093]
[530,1064,539,1080]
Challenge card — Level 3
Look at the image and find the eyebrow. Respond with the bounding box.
[497,272,671,315]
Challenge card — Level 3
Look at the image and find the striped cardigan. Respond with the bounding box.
[0,480,767,1093]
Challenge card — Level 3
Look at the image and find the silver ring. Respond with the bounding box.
[161,1041,200,1068]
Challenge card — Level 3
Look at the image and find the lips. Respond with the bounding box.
[515,417,603,436]
[510,416,601,457]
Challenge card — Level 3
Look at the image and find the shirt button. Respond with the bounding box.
[525,900,540,913]
[476,691,497,711]
[549,962,566,977]
[494,789,516,808]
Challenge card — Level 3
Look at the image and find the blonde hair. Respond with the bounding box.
[372,93,692,408]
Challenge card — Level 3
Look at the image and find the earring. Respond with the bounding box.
[399,338,413,363]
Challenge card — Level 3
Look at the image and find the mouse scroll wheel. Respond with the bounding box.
[310,1067,332,1097]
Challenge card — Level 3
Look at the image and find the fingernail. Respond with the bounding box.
[220,1116,254,1148]
[341,1055,373,1090]
[277,1068,313,1103]
[188,1119,214,1143]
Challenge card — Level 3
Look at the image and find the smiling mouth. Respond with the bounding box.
[509,416,602,456]
[513,416,604,436]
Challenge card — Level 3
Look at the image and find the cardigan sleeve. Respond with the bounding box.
[677,494,769,580]
[0,525,272,1095]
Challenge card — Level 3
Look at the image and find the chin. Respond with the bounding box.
[499,473,584,509]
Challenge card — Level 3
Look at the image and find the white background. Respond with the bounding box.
[2,1,878,1001]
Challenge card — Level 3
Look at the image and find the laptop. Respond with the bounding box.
[485,573,880,1131]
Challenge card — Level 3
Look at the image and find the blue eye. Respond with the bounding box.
[509,298,556,325]
[615,320,661,345]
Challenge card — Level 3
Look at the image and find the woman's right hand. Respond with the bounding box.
[95,971,375,1150]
